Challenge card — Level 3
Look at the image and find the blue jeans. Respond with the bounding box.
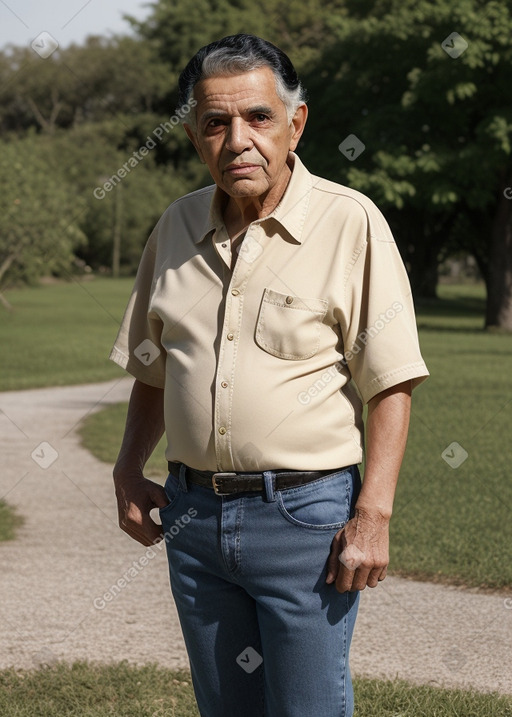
[159,464,361,717]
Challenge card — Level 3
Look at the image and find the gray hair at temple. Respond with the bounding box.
[177,34,307,130]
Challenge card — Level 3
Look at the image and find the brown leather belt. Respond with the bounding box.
[168,462,340,496]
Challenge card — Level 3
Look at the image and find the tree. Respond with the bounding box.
[44,121,207,275]
[0,36,171,135]
[126,0,347,97]
[3,0,511,326]
[0,135,86,307]
[301,0,512,329]
[0,34,204,283]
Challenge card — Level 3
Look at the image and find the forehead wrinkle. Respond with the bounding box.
[195,69,281,111]
[197,85,269,107]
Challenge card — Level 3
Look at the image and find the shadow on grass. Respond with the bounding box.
[414,284,491,333]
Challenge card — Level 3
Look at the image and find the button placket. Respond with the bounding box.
[213,228,263,470]
[212,226,233,269]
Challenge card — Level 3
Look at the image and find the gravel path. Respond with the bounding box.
[0,379,511,695]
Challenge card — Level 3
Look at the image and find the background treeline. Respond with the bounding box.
[1,0,511,328]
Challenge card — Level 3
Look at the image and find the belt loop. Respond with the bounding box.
[262,470,276,502]
[178,463,189,492]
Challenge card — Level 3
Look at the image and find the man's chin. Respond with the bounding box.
[223,178,267,198]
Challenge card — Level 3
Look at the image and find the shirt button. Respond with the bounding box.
[221,381,228,388]
[231,289,240,296]
[219,426,227,435]
[285,295,294,304]
[222,243,227,248]
[227,333,234,341]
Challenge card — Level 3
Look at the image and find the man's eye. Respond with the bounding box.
[254,114,269,122]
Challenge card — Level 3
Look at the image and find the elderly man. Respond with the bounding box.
[110,33,428,717]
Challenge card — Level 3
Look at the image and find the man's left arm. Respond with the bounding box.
[326,379,412,592]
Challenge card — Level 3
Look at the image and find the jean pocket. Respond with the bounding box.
[159,472,183,516]
[277,468,358,530]
[255,288,328,360]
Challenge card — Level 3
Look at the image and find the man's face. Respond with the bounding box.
[184,66,307,202]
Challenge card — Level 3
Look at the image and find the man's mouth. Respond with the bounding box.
[224,163,261,176]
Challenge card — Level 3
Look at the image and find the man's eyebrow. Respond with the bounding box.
[200,109,228,124]
[200,105,274,124]
[245,105,274,116]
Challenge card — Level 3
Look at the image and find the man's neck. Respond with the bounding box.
[222,160,293,239]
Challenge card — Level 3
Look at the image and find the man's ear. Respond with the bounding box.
[184,123,206,163]
[289,104,308,152]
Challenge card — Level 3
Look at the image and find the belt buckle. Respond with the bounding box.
[212,472,237,495]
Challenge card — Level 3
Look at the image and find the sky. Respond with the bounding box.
[0,0,152,51]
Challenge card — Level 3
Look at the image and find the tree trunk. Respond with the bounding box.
[412,253,439,299]
[0,291,13,310]
[0,251,18,286]
[26,90,62,134]
[112,184,122,278]
[0,253,17,311]
[485,186,512,330]
[393,211,440,299]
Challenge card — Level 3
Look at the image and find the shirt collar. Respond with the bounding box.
[195,152,313,245]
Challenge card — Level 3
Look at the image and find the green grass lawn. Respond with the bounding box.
[78,401,167,479]
[393,284,512,589]
[0,662,510,716]
[0,278,131,391]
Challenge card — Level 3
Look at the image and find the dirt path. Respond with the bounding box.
[0,379,510,695]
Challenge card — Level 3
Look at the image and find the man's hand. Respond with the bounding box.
[112,379,167,546]
[114,472,168,547]
[325,507,389,592]
[325,381,412,593]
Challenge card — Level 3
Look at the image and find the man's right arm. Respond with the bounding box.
[113,378,169,546]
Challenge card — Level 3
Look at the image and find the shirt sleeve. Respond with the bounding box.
[342,204,429,404]
[109,229,166,388]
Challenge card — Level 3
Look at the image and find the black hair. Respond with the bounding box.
[177,33,306,115]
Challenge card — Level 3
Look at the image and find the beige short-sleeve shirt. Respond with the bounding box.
[110,153,429,472]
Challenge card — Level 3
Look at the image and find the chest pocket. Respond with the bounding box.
[255,288,328,360]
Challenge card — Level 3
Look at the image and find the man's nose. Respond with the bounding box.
[225,118,253,154]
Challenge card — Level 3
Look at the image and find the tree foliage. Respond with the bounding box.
[126,0,345,79]
[1,0,511,327]
[0,36,170,135]
[301,0,512,326]
[0,35,205,294]
[0,136,86,305]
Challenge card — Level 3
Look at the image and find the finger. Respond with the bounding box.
[339,543,366,572]
[149,483,169,510]
[335,557,361,593]
[130,519,163,547]
[335,541,366,592]
[120,508,164,546]
[326,529,345,583]
[117,480,168,546]
[367,567,383,588]
[143,519,165,545]
[335,565,371,593]
[119,515,155,545]
[120,523,152,546]
[349,568,372,592]
[335,565,354,593]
